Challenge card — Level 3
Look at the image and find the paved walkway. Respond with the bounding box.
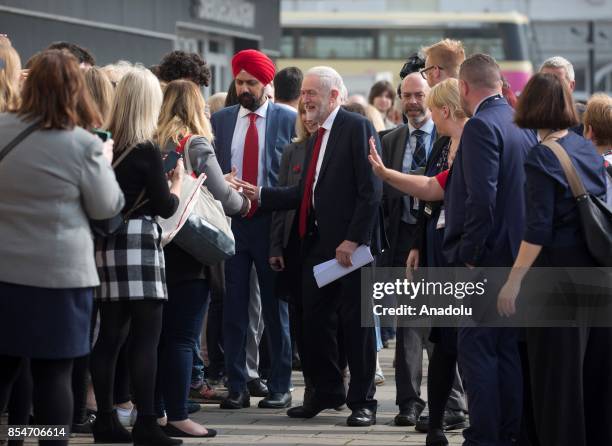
[70,340,465,446]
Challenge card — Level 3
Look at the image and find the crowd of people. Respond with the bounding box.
[0,31,611,446]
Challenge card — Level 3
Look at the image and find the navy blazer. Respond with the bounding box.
[210,101,296,187]
[443,96,538,267]
[524,131,606,248]
[260,108,384,259]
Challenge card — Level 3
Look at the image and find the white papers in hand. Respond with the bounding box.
[313,245,374,288]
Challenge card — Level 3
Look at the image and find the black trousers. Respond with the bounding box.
[527,326,612,446]
[300,235,377,411]
[0,356,73,446]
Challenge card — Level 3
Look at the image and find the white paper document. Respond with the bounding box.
[313,245,374,288]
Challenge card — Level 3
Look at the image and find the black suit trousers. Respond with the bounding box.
[300,233,377,411]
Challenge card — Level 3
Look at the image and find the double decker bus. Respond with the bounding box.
[279,11,532,95]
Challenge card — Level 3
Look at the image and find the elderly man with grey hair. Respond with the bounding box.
[539,56,588,135]
[240,66,384,426]
[539,55,576,92]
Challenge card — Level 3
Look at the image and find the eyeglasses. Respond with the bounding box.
[419,65,443,79]
[398,92,426,101]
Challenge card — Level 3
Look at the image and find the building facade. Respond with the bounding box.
[0,0,282,94]
[282,0,612,97]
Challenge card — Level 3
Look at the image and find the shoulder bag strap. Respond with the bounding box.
[176,134,194,175]
[0,121,40,164]
[112,144,137,168]
[111,143,149,220]
[541,139,588,198]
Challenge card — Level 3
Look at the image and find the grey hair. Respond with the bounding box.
[306,66,345,96]
[339,83,348,104]
[540,56,575,83]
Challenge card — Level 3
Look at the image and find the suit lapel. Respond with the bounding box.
[317,108,346,183]
[264,102,279,187]
[391,125,410,171]
[220,106,240,173]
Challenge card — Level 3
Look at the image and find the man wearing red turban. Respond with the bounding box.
[210,49,296,411]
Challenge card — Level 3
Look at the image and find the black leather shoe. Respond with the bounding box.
[187,401,201,414]
[286,400,332,419]
[258,392,292,408]
[394,400,425,426]
[72,413,96,434]
[426,428,449,446]
[162,424,217,438]
[415,409,468,433]
[220,391,250,409]
[347,408,376,426]
[247,378,269,397]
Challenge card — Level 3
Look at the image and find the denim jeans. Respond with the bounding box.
[155,279,210,421]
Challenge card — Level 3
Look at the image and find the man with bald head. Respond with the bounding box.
[380,73,467,430]
[380,72,435,426]
[443,54,537,445]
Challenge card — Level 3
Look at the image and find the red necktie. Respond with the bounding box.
[298,127,326,238]
[243,113,259,218]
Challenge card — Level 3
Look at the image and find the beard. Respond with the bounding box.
[404,105,427,124]
[238,91,264,111]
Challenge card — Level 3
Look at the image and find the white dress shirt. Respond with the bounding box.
[313,105,341,196]
[230,100,269,187]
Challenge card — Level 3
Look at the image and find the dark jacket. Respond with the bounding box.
[260,107,384,259]
[443,96,538,267]
[269,140,308,257]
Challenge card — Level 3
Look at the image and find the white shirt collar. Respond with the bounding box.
[238,99,269,119]
[473,93,501,116]
[321,105,340,132]
[407,118,434,136]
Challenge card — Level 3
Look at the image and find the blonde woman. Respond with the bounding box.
[84,66,115,123]
[268,98,319,404]
[153,79,250,438]
[0,43,21,112]
[91,68,183,446]
[369,79,469,446]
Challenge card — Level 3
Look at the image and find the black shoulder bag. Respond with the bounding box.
[542,139,612,266]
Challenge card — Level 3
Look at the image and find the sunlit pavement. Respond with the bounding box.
[67,339,465,446]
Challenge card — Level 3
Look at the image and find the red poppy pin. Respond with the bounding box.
[292,164,302,174]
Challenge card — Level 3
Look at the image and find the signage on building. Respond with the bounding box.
[191,0,255,28]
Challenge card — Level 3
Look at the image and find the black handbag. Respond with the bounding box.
[542,139,612,266]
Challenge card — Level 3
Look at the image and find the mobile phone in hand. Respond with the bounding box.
[163,151,181,173]
[92,129,112,142]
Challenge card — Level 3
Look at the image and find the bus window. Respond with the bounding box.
[378,30,442,59]
[299,30,375,59]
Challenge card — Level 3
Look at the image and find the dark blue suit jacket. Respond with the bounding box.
[443,96,538,267]
[260,107,384,259]
[210,102,296,188]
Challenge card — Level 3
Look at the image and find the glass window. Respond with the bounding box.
[281,34,294,58]
[446,26,505,60]
[298,30,374,59]
[378,27,506,61]
[379,30,443,59]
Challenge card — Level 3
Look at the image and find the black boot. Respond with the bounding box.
[132,415,182,446]
[92,410,132,443]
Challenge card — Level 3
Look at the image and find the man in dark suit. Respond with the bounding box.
[443,54,538,445]
[210,49,296,410]
[381,72,467,429]
[242,66,382,426]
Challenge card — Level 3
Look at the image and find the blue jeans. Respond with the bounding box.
[155,279,210,421]
[191,338,204,389]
